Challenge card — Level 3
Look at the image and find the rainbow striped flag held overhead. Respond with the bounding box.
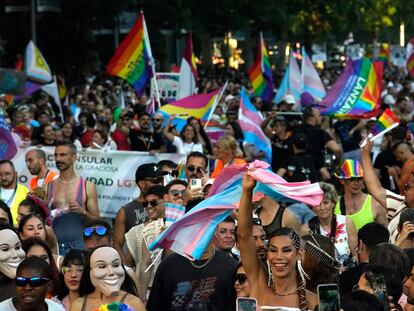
[106,12,153,96]
[319,58,383,119]
[148,160,323,260]
[301,48,326,99]
[157,87,222,131]
[274,52,302,104]
[248,32,274,102]
[25,41,52,84]
[371,108,400,137]
[239,88,272,163]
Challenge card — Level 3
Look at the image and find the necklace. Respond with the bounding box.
[274,284,305,296]
[189,248,216,269]
[58,176,79,184]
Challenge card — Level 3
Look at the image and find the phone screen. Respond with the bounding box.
[236,297,257,311]
[317,284,340,311]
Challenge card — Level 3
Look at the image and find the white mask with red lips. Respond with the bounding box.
[0,229,25,279]
[89,247,125,297]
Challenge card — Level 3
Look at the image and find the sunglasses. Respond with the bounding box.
[143,200,161,208]
[252,218,262,226]
[169,189,186,197]
[122,118,131,121]
[152,118,163,122]
[162,170,179,178]
[83,226,108,237]
[234,273,247,285]
[15,276,50,287]
[186,165,205,174]
[62,266,84,274]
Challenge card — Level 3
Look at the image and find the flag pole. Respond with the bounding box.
[204,81,228,129]
[142,11,161,109]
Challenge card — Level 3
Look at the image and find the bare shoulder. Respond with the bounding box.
[124,294,146,310]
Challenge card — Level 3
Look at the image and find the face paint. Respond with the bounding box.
[89,247,125,297]
[0,229,25,278]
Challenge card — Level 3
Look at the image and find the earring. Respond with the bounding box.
[266,260,274,287]
[297,260,309,285]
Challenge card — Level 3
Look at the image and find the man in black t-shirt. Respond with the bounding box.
[147,244,237,311]
[129,112,165,153]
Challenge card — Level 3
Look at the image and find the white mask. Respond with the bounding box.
[90,247,125,297]
[0,229,25,279]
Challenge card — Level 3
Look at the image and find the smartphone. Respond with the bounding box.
[236,297,257,311]
[368,273,390,311]
[190,178,202,190]
[317,284,340,311]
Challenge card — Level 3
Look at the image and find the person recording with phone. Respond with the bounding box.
[395,209,414,249]
[184,152,210,210]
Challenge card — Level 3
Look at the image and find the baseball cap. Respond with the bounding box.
[282,94,296,105]
[135,163,167,182]
[335,159,364,179]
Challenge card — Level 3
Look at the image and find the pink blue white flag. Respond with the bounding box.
[0,112,17,160]
[238,88,272,163]
[274,52,302,104]
[301,48,326,100]
[149,160,323,260]
[164,203,186,227]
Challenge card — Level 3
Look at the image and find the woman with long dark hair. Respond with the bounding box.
[164,116,203,155]
[187,116,213,155]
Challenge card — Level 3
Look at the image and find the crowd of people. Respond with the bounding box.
[1,64,414,311]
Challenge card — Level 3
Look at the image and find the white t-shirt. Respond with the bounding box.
[173,136,203,154]
[0,188,15,205]
[0,298,65,311]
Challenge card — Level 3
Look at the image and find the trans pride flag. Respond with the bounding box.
[274,52,302,104]
[301,48,326,99]
[238,88,272,163]
[319,58,383,119]
[106,12,153,96]
[149,160,323,260]
[248,33,273,102]
[157,87,222,130]
[0,113,17,160]
[370,108,400,137]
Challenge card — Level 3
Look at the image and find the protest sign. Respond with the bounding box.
[311,43,327,62]
[150,73,180,102]
[12,147,186,218]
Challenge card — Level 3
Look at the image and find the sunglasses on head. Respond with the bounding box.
[234,273,247,285]
[143,200,160,208]
[169,189,186,197]
[252,218,262,226]
[15,276,50,287]
[187,165,204,173]
[83,226,108,237]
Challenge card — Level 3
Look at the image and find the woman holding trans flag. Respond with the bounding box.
[237,174,317,311]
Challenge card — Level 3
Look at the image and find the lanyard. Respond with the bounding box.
[0,184,18,206]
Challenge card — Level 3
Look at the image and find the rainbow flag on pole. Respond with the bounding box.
[158,87,222,130]
[319,58,383,119]
[407,37,414,78]
[370,108,400,137]
[248,32,273,102]
[106,12,153,96]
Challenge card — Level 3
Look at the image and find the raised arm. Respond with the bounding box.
[163,115,176,142]
[237,174,262,286]
[360,140,387,209]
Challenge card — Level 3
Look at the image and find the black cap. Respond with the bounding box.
[135,163,166,182]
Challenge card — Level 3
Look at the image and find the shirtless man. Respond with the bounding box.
[46,142,99,256]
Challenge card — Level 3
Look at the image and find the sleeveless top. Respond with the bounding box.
[80,292,128,311]
[334,194,374,231]
[318,214,351,264]
[258,206,286,236]
[48,178,86,243]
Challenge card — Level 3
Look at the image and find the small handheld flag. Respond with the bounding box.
[370,108,400,139]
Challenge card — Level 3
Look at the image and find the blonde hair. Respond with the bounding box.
[218,135,238,152]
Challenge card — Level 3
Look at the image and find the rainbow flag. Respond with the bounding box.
[25,41,52,84]
[149,160,323,260]
[319,58,383,119]
[371,108,400,137]
[248,32,273,102]
[376,43,390,66]
[106,12,153,96]
[157,87,222,130]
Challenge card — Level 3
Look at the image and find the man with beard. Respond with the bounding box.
[25,149,59,190]
[46,142,99,256]
[184,152,209,210]
[0,161,28,224]
[128,112,165,153]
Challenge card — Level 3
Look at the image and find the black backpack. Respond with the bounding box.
[286,154,320,183]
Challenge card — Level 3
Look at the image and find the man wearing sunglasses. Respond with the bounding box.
[0,256,64,310]
[125,185,167,299]
[166,180,188,206]
[184,152,210,204]
[82,219,112,251]
[114,162,166,263]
